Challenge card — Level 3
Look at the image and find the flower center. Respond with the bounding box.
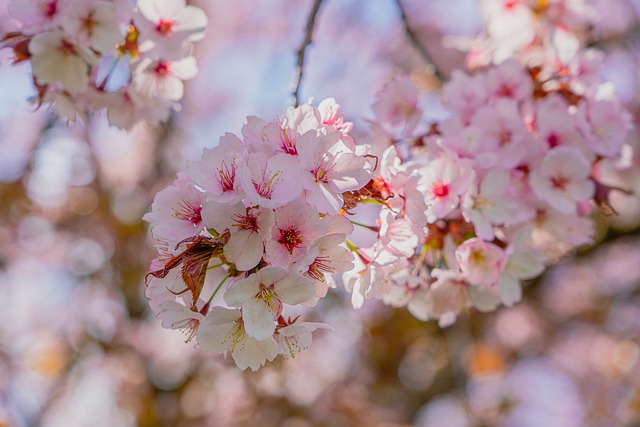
[156,19,175,36]
[278,226,302,254]
[216,160,236,192]
[432,181,449,198]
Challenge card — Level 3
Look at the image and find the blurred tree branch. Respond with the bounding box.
[290,0,326,107]
[395,0,447,82]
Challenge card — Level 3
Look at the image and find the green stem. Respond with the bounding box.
[350,220,379,232]
[207,262,226,270]
[207,272,232,305]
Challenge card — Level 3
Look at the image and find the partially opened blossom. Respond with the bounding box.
[223,267,315,340]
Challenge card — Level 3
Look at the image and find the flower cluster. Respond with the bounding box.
[349,5,633,326]
[1,0,206,129]
[144,99,374,370]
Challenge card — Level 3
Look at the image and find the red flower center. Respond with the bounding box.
[156,19,175,36]
[432,182,449,198]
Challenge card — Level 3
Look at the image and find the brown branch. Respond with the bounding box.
[395,0,447,82]
[290,0,326,107]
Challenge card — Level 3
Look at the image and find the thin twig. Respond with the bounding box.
[290,0,326,107]
[395,0,447,82]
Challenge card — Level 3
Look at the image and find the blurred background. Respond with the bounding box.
[1,0,640,426]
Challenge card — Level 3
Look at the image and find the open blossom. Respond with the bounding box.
[186,133,246,203]
[8,0,67,34]
[223,267,315,340]
[143,172,204,244]
[197,307,278,371]
[201,200,273,271]
[417,156,475,222]
[62,1,122,53]
[240,152,306,209]
[29,29,98,93]
[297,131,374,214]
[264,200,327,268]
[135,0,208,59]
[529,146,595,215]
[455,238,507,287]
[133,56,198,102]
[372,77,422,138]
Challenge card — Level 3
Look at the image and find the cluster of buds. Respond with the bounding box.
[1,0,207,129]
[144,99,375,370]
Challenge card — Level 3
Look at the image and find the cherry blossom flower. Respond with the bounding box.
[297,130,374,214]
[239,152,307,209]
[529,146,595,215]
[143,172,204,244]
[223,267,315,340]
[186,133,246,204]
[197,307,278,371]
[372,77,422,138]
[62,1,122,53]
[417,156,475,222]
[133,56,198,102]
[8,0,67,34]
[264,200,327,268]
[201,200,273,271]
[135,0,208,59]
[29,29,98,94]
[455,238,507,287]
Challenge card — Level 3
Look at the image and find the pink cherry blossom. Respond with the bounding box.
[417,156,475,222]
[529,146,595,215]
[133,56,198,102]
[143,172,204,244]
[8,0,67,34]
[264,200,327,268]
[297,130,374,214]
[239,152,306,209]
[135,0,207,59]
[223,267,315,340]
[62,1,122,54]
[455,238,507,287]
[201,200,273,271]
[372,77,422,139]
[186,133,246,203]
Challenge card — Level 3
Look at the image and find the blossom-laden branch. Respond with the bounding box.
[290,0,326,107]
[395,0,447,82]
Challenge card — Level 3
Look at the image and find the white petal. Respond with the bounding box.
[223,275,259,307]
[242,298,276,340]
[274,273,315,305]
